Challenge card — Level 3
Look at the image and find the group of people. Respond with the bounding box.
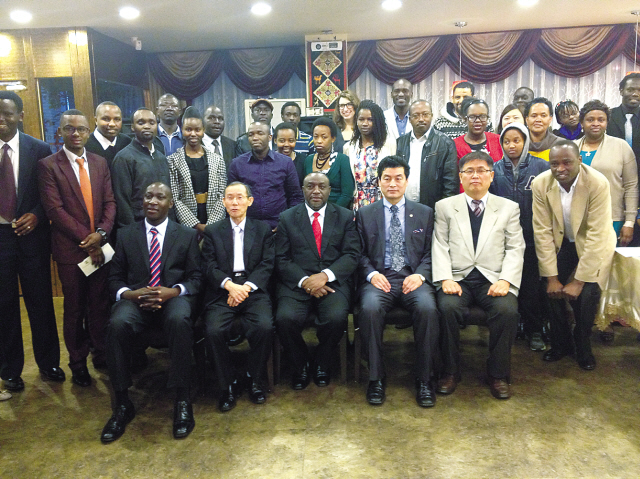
[0,71,636,443]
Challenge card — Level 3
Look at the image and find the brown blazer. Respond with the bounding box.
[531,164,617,289]
[38,149,116,264]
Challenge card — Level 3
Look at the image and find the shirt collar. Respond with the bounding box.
[305,203,327,219]
[411,127,431,142]
[383,196,406,210]
[134,138,155,155]
[145,217,169,236]
[621,104,640,116]
[93,129,117,149]
[249,149,274,162]
[557,171,581,194]
[230,217,247,231]
[158,124,182,139]
[62,144,87,163]
[464,192,489,209]
[203,133,220,146]
[394,109,408,122]
[0,131,19,151]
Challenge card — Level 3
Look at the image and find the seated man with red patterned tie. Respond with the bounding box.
[100,182,202,443]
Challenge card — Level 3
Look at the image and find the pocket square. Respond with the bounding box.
[413,228,424,233]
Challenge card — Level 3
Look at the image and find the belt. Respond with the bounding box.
[195,192,208,204]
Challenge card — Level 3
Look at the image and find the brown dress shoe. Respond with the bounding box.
[488,377,510,399]
[436,374,459,395]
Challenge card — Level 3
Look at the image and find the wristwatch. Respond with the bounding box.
[96,228,108,246]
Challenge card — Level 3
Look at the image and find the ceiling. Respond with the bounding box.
[1,0,640,53]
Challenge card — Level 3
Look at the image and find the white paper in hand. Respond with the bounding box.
[78,243,115,276]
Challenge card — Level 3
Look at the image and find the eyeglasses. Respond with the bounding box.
[467,114,489,123]
[61,125,90,134]
[410,112,433,120]
[338,103,354,110]
[460,168,492,176]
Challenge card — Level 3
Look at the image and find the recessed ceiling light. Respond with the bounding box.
[382,0,402,10]
[119,6,140,20]
[517,0,539,6]
[10,10,32,24]
[251,2,272,15]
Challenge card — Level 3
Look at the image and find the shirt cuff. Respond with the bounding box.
[322,269,336,283]
[172,284,187,296]
[116,287,131,302]
[624,220,635,228]
[298,276,310,289]
[366,271,379,283]
[221,277,231,289]
[245,281,258,292]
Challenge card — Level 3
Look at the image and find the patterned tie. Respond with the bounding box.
[625,113,633,147]
[0,144,17,221]
[149,227,161,287]
[472,199,484,217]
[312,212,322,257]
[76,157,94,232]
[390,205,404,272]
[212,139,222,156]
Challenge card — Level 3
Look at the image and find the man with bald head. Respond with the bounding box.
[384,79,414,141]
[396,100,458,209]
[203,105,236,168]
[513,87,535,115]
[156,93,183,156]
[84,101,131,167]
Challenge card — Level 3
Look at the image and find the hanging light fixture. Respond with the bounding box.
[632,11,640,71]
[454,21,467,80]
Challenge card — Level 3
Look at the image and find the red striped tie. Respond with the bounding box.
[312,212,322,257]
[149,227,161,287]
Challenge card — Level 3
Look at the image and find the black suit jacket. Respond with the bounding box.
[108,219,202,302]
[356,199,434,285]
[275,202,361,300]
[218,135,237,169]
[201,217,275,306]
[396,129,458,210]
[608,105,640,170]
[85,132,131,168]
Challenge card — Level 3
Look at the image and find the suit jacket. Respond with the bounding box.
[356,198,433,285]
[396,129,459,209]
[276,202,361,300]
[531,164,617,289]
[38,149,116,264]
[202,217,274,305]
[384,107,412,142]
[109,219,202,302]
[607,105,640,169]
[168,146,227,227]
[84,132,131,168]
[432,193,524,296]
[219,135,236,169]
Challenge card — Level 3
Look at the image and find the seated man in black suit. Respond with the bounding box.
[356,155,439,407]
[101,182,202,443]
[275,173,360,389]
[201,181,275,412]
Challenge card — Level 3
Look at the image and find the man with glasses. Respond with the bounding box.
[433,151,524,399]
[38,109,116,387]
[384,79,414,141]
[156,93,183,157]
[396,100,458,209]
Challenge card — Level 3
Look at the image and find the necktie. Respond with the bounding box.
[212,139,222,156]
[0,144,17,221]
[76,157,94,232]
[472,199,483,217]
[625,113,634,147]
[390,205,404,272]
[233,225,244,271]
[312,212,322,257]
[149,227,161,287]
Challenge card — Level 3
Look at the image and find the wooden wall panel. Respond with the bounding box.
[30,30,72,78]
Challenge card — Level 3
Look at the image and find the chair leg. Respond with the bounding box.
[340,333,347,383]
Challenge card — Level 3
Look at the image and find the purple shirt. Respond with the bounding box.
[227,150,304,229]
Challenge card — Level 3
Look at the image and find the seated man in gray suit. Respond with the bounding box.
[433,151,524,399]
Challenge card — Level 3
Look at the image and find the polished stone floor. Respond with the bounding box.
[2,298,640,478]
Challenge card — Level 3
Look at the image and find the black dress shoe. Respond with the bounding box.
[93,360,108,370]
[218,380,241,412]
[313,366,330,387]
[578,355,596,371]
[291,363,310,391]
[543,348,571,362]
[3,377,24,392]
[40,367,66,382]
[366,379,385,405]
[101,402,136,443]
[247,381,266,404]
[173,400,195,439]
[72,366,92,387]
[415,380,436,408]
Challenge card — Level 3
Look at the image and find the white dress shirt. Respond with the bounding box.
[62,145,90,183]
[464,192,489,213]
[405,129,431,201]
[221,217,258,291]
[297,204,336,288]
[93,129,118,150]
[558,172,580,243]
[203,133,224,157]
[0,131,20,223]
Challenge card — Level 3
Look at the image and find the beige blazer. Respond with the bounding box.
[432,193,525,296]
[531,164,617,289]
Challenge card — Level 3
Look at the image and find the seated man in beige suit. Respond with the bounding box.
[532,140,616,371]
[433,151,525,399]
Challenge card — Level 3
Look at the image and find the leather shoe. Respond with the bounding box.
[366,379,385,405]
[247,381,266,404]
[3,377,24,392]
[101,402,136,443]
[218,380,241,412]
[313,366,330,387]
[71,366,92,387]
[173,400,195,439]
[578,354,596,371]
[291,363,310,391]
[40,367,66,382]
[436,374,459,395]
[415,380,436,408]
[488,377,510,399]
[543,348,571,362]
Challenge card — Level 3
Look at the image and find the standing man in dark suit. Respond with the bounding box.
[202,181,274,412]
[396,100,459,210]
[84,101,131,168]
[356,155,439,407]
[38,109,116,387]
[101,182,202,443]
[275,173,360,389]
[203,105,236,169]
[0,91,64,392]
